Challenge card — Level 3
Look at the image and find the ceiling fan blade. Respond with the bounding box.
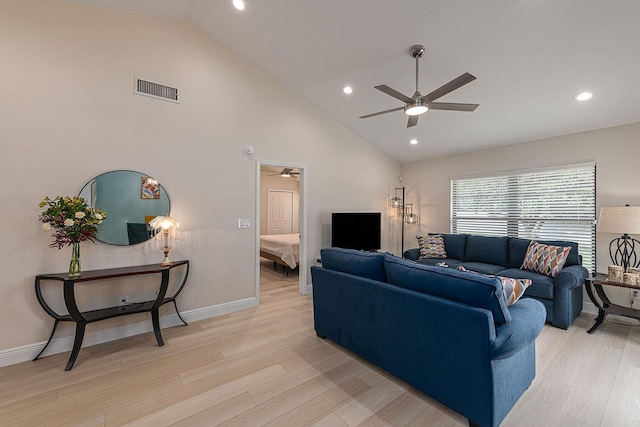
[407,115,419,128]
[375,85,414,104]
[421,72,476,103]
[360,106,405,119]
[428,102,479,112]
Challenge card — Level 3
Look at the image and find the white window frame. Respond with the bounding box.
[451,163,596,273]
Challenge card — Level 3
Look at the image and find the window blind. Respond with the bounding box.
[451,164,596,272]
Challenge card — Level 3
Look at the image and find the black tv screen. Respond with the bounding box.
[331,212,381,251]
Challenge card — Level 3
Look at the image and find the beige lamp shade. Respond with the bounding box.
[597,206,640,235]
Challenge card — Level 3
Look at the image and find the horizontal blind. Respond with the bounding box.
[451,164,596,272]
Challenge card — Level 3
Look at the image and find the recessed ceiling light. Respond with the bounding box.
[409,139,418,145]
[574,92,593,101]
[232,0,245,11]
[342,86,353,95]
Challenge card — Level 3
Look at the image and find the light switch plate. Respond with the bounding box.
[238,218,251,229]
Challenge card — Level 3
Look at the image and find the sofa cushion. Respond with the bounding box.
[384,255,511,324]
[459,262,505,275]
[464,235,509,267]
[508,237,580,268]
[415,258,464,269]
[321,247,387,282]
[497,268,555,299]
[417,235,447,259]
[429,233,467,261]
[521,241,572,278]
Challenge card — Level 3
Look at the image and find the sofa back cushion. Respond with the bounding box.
[384,256,511,324]
[439,233,468,260]
[508,237,580,269]
[464,235,509,267]
[321,247,387,282]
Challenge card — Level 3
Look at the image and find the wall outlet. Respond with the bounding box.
[631,290,640,301]
[119,296,129,307]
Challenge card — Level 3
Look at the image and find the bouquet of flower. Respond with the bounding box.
[39,196,106,249]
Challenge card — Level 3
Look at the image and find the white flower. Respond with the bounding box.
[95,213,103,221]
[64,218,75,227]
[42,222,52,230]
[75,211,86,219]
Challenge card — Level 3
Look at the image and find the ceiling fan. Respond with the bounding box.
[360,45,479,128]
[265,168,300,179]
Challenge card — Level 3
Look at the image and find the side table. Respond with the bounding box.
[585,273,640,333]
[34,260,189,370]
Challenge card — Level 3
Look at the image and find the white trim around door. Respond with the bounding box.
[256,160,308,304]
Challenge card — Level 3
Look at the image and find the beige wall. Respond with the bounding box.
[0,0,400,359]
[401,121,640,306]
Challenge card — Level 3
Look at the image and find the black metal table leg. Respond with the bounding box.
[65,322,86,371]
[172,300,188,326]
[33,319,60,361]
[151,309,165,346]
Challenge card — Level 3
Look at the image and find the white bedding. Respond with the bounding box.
[260,233,300,269]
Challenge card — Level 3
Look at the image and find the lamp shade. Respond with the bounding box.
[149,215,179,231]
[597,206,640,235]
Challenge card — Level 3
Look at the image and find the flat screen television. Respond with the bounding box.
[331,212,381,251]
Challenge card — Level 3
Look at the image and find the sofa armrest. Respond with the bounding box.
[404,248,420,260]
[554,264,588,291]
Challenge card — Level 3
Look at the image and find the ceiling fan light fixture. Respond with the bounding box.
[280,171,291,177]
[404,104,428,116]
[574,91,593,101]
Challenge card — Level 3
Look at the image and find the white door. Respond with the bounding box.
[267,190,293,234]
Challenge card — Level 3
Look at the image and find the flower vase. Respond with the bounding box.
[69,242,81,278]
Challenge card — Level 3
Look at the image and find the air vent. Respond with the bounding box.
[134,77,180,103]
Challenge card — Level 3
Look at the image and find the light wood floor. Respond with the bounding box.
[2,260,640,426]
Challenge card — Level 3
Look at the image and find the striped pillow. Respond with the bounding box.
[417,234,447,259]
[521,241,572,278]
[457,266,531,306]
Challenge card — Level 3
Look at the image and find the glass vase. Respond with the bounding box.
[69,242,81,278]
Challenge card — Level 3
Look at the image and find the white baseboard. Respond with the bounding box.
[0,297,257,368]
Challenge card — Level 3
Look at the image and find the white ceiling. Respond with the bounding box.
[59,0,640,163]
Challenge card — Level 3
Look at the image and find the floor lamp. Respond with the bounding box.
[390,187,419,257]
[597,205,640,272]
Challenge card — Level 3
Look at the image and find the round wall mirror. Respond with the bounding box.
[79,170,170,246]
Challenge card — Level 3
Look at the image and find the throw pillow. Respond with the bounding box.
[497,276,532,306]
[521,241,572,278]
[457,266,531,306]
[417,234,447,259]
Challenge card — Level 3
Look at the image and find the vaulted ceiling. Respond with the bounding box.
[59,0,640,163]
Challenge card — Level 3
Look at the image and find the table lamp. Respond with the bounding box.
[149,215,179,266]
[597,206,640,272]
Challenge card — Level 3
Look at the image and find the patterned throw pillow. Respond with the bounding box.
[497,276,532,306]
[521,241,572,278]
[457,266,531,306]
[417,235,447,259]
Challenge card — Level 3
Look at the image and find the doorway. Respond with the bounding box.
[256,160,308,304]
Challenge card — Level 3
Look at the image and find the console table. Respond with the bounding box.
[34,260,189,370]
[585,273,640,333]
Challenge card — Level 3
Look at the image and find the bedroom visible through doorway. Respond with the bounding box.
[256,161,308,304]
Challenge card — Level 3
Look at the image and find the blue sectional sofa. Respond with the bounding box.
[404,234,589,329]
[311,248,547,427]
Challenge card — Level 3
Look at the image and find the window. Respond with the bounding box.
[451,163,596,272]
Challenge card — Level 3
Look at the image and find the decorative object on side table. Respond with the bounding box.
[39,196,106,278]
[597,205,640,272]
[149,215,179,266]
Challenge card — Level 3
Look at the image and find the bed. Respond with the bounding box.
[260,233,300,270]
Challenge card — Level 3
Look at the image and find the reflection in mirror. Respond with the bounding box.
[79,170,170,246]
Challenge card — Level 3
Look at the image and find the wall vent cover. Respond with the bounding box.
[134,77,180,103]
